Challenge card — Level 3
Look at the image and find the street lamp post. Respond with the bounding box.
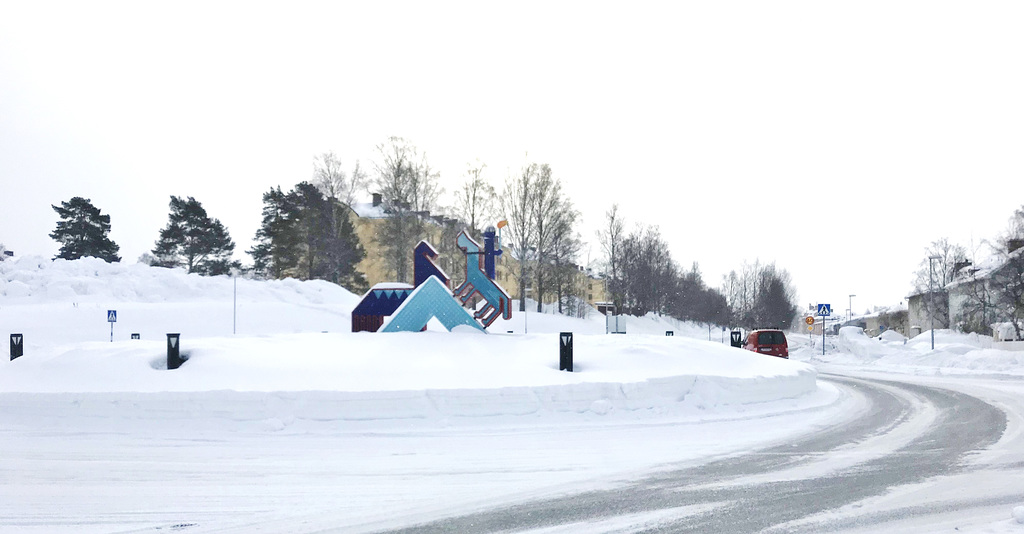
[849,294,856,326]
[230,267,240,335]
[928,255,941,350]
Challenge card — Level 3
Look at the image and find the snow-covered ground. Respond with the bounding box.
[792,325,1024,378]
[1,256,1022,532]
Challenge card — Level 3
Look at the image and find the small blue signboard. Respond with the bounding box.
[817,304,832,317]
[107,310,117,323]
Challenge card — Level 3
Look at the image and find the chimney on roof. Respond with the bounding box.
[372,193,382,207]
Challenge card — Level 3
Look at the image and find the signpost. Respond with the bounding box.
[107,310,117,342]
[817,304,831,356]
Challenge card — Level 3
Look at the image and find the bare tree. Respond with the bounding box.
[618,225,673,315]
[500,163,538,312]
[453,160,495,234]
[371,137,442,283]
[909,238,967,331]
[954,266,996,335]
[531,164,566,312]
[912,238,968,293]
[313,151,366,207]
[549,199,581,315]
[596,204,625,312]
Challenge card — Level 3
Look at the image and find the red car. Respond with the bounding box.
[743,329,789,358]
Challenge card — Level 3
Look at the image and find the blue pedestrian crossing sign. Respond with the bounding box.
[817,304,832,317]
[107,310,117,323]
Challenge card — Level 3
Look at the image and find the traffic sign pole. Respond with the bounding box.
[107,310,117,342]
[817,304,831,356]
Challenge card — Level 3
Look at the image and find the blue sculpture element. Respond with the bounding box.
[453,230,511,328]
[351,283,414,332]
[482,227,502,280]
[414,240,450,288]
[379,276,485,333]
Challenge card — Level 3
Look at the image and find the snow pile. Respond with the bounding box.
[836,326,902,360]
[0,255,357,306]
[876,329,907,343]
[1,256,818,421]
[1,256,359,346]
[795,325,1024,377]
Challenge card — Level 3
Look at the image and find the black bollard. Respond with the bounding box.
[730,330,743,348]
[559,332,573,372]
[10,334,23,360]
[167,333,182,370]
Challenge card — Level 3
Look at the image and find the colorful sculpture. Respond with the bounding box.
[350,225,512,333]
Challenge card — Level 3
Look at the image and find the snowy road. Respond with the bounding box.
[376,371,1021,533]
[2,370,1021,533]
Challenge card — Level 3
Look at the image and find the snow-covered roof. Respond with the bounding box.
[946,247,1024,290]
[350,201,389,219]
[369,282,413,291]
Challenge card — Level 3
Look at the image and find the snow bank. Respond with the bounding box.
[797,326,1024,377]
[876,329,906,343]
[837,326,902,360]
[0,257,819,422]
[0,255,358,306]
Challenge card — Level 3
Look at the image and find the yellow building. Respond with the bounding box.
[348,196,607,310]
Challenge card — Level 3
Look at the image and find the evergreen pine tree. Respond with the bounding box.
[291,182,367,290]
[248,183,366,291]
[49,197,121,262]
[249,187,302,279]
[322,195,367,292]
[152,196,237,275]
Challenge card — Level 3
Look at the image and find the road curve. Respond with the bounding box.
[378,373,1007,533]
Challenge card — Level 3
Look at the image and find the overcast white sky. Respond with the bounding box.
[2,1,1022,316]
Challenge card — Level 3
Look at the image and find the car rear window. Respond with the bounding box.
[757,331,786,345]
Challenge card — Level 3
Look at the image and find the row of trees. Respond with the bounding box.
[44,137,589,311]
[50,196,239,276]
[596,204,796,329]
[721,260,799,329]
[44,135,799,331]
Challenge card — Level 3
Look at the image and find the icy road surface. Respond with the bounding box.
[385,371,1019,533]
